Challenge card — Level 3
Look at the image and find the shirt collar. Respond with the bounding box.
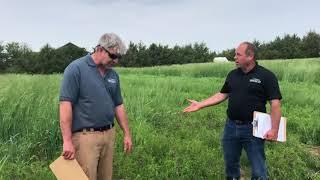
[237,63,258,75]
[248,64,258,74]
[86,54,96,67]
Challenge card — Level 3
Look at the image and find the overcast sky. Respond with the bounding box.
[1,0,319,52]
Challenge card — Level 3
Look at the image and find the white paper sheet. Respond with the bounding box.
[252,111,286,142]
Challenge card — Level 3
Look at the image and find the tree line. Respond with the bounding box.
[0,31,319,74]
[219,31,320,61]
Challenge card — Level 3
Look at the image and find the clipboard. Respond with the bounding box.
[252,111,287,142]
[49,156,88,180]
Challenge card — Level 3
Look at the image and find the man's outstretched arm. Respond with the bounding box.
[183,92,228,113]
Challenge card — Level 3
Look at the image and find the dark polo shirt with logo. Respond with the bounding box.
[220,64,282,122]
[60,54,123,132]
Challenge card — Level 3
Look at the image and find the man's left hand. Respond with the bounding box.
[123,135,133,153]
[264,129,278,141]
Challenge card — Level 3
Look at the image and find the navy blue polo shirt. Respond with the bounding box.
[60,54,123,132]
[220,64,282,122]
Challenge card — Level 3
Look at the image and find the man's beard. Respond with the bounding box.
[104,62,114,68]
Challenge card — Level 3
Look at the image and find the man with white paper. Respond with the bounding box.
[184,42,282,180]
[253,111,286,142]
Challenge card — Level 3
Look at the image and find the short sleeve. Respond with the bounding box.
[220,72,231,93]
[264,72,282,100]
[113,73,123,106]
[59,64,80,103]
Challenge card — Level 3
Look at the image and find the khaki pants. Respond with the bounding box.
[72,128,116,180]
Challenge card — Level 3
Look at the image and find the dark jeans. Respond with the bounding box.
[222,119,268,180]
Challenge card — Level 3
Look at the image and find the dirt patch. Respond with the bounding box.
[308,146,320,156]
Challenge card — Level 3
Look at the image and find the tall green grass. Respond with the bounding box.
[117,58,320,84]
[0,58,319,179]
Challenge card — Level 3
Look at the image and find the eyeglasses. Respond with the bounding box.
[101,46,121,60]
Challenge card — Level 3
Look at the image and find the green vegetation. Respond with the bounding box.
[0,59,319,179]
[1,31,320,73]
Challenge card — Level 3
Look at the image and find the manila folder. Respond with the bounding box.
[49,156,88,180]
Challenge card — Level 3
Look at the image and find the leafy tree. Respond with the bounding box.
[4,42,33,73]
[36,44,57,73]
[193,42,213,63]
[218,48,235,61]
[121,42,139,67]
[301,31,320,58]
[54,42,88,73]
[0,42,7,72]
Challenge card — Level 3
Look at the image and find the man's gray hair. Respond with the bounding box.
[98,33,127,55]
[241,41,257,60]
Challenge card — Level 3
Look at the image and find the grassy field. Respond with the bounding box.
[0,58,319,179]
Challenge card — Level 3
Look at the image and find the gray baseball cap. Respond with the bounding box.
[98,33,127,55]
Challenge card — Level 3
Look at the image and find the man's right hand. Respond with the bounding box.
[183,99,202,113]
[62,141,75,160]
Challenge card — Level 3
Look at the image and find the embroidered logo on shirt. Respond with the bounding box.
[249,78,261,84]
[107,78,117,83]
